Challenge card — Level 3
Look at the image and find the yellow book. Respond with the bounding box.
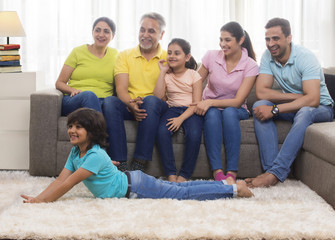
[0,55,20,61]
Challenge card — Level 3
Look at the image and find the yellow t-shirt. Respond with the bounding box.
[65,44,118,98]
[114,44,167,99]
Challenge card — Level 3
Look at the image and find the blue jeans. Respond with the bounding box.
[253,100,334,182]
[128,170,236,200]
[62,91,103,116]
[103,95,168,162]
[204,107,250,172]
[156,106,204,179]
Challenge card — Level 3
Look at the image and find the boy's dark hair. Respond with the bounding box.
[220,21,256,61]
[265,17,291,37]
[92,17,116,34]
[168,38,198,70]
[67,108,109,150]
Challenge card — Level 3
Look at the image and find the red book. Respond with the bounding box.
[0,44,21,50]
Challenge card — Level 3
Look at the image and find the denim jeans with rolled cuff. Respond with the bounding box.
[253,100,334,182]
[204,107,249,172]
[128,170,237,200]
[156,106,204,179]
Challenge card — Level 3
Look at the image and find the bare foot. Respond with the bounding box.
[245,177,255,187]
[236,181,254,198]
[245,177,253,183]
[246,172,279,188]
[176,176,187,183]
[225,171,237,185]
[168,175,177,182]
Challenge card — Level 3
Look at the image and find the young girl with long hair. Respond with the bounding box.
[194,22,259,184]
[154,38,203,182]
[21,108,253,203]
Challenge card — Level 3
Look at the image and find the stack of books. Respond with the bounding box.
[0,44,22,73]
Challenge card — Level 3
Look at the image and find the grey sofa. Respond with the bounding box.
[29,68,335,208]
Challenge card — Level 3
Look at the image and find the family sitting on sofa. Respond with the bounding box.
[54,12,334,191]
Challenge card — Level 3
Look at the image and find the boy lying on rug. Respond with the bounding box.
[21,108,253,203]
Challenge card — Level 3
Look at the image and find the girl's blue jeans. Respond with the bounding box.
[61,91,104,116]
[103,95,168,162]
[204,107,250,172]
[128,170,236,200]
[253,100,334,182]
[156,106,204,179]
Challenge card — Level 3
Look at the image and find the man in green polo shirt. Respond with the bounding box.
[103,12,168,171]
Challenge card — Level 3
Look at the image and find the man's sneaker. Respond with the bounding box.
[117,161,128,172]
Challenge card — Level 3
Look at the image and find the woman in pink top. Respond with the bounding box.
[194,22,259,184]
[154,38,203,182]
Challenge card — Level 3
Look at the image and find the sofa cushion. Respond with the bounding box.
[58,117,69,141]
[303,121,335,166]
[325,74,335,99]
[58,114,292,145]
[324,73,335,115]
[120,118,291,145]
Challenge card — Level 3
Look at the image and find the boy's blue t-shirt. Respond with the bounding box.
[64,144,128,199]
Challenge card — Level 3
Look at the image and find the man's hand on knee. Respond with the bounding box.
[253,105,273,121]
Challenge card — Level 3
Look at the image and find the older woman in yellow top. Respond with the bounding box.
[55,17,118,116]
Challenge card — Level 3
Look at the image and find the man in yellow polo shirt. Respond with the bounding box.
[103,12,168,172]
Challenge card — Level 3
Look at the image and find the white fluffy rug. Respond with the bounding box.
[1,171,335,240]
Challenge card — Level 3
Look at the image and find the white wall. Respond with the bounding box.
[0,0,334,89]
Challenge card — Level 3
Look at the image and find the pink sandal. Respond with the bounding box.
[224,173,236,181]
[214,171,226,181]
[215,172,237,182]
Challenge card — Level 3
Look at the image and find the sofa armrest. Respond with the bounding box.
[29,88,63,176]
